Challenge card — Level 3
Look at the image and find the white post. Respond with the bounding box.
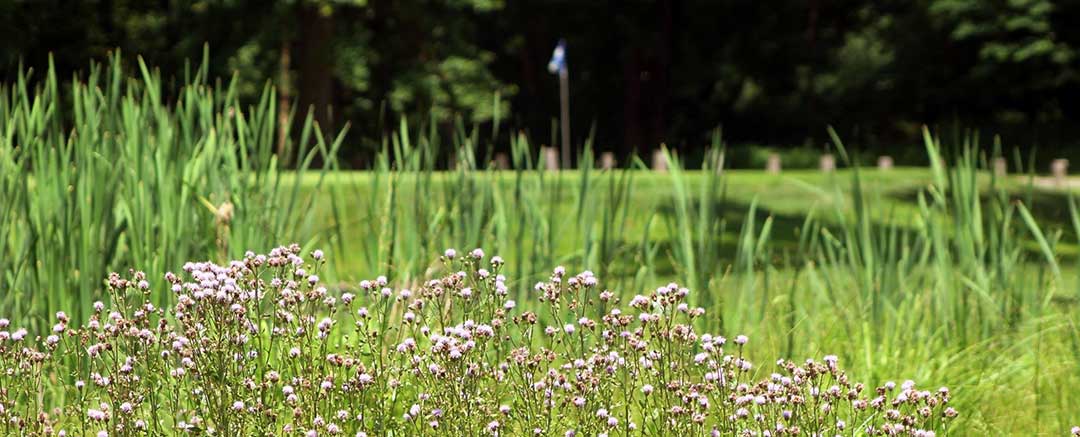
[819,153,835,173]
[1052,158,1069,187]
[541,146,559,171]
[652,150,668,172]
[766,153,781,174]
[877,156,893,171]
[600,152,616,170]
[992,157,1007,178]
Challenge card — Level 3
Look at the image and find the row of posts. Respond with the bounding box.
[490,148,1071,184]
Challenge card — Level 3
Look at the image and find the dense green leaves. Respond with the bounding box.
[5,0,1080,159]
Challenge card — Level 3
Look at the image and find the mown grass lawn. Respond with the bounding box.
[294,167,1080,280]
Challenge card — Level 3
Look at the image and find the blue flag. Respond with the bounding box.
[548,39,566,73]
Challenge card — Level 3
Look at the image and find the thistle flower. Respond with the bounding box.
[87,409,107,421]
[823,355,838,366]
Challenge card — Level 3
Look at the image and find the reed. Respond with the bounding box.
[0,50,343,331]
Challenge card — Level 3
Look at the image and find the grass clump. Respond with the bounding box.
[0,245,958,436]
[0,51,344,332]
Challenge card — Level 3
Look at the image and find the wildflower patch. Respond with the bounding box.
[0,245,959,436]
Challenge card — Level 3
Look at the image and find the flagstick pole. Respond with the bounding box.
[559,66,571,170]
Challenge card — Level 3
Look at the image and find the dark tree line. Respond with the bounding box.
[3,0,1079,164]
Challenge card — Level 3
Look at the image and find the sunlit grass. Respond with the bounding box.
[1,53,1078,434]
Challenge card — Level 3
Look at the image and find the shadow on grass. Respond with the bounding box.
[884,185,1080,259]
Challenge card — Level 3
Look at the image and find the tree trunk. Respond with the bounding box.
[650,0,675,147]
[297,5,335,137]
[623,49,642,153]
[805,0,820,133]
[277,37,292,164]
